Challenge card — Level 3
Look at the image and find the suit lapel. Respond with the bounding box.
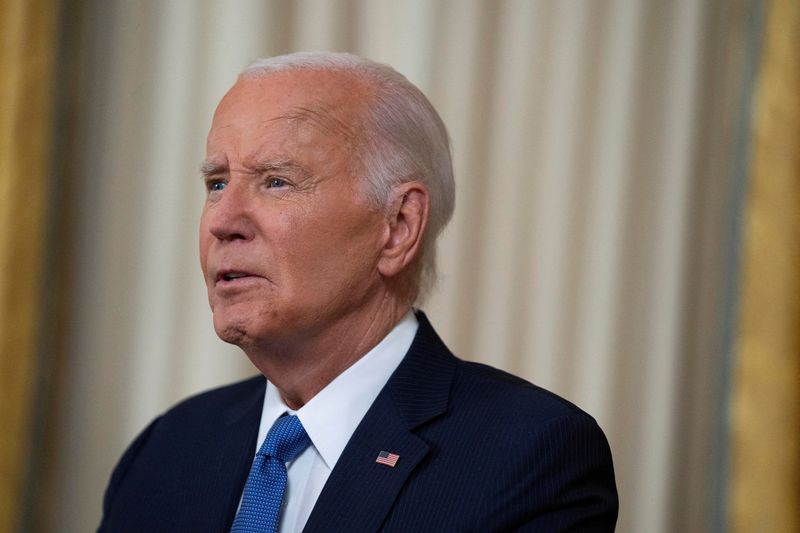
[213,377,265,530]
[303,313,457,532]
[302,392,429,532]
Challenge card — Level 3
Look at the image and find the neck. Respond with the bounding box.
[244,295,410,409]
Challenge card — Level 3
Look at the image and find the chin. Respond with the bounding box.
[212,310,254,347]
[214,324,247,347]
[212,305,282,350]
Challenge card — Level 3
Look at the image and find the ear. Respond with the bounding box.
[378,181,429,279]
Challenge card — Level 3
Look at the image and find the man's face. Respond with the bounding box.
[199,71,387,350]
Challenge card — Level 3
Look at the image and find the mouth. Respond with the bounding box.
[215,270,258,284]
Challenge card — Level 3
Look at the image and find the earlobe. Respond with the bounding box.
[378,182,429,278]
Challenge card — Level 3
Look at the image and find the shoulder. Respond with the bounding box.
[406,312,606,439]
[444,361,618,530]
[451,359,596,426]
[106,374,264,496]
[388,348,618,530]
[446,358,612,465]
[100,375,265,531]
[157,374,265,425]
[110,374,264,472]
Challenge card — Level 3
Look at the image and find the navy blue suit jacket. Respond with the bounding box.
[100,314,618,532]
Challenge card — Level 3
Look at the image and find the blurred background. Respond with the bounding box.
[2,0,798,531]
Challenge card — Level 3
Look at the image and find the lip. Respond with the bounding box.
[213,268,262,286]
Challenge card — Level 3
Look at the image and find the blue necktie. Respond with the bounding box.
[231,414,311,533]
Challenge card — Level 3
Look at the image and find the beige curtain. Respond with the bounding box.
[32,1,755,531]
[0,0,59,531]
[730,0,800,530]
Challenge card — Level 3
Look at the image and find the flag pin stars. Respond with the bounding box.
[375,450,400,467]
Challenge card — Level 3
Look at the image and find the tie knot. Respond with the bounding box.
[259,414,310,463]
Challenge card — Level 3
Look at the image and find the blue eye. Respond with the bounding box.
[267,178,287,188]
[209,181,226,192]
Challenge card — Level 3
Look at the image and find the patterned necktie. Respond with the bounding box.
[231,414,311,533]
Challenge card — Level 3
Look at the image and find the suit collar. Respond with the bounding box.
[224,375,266,426]
[303,311,457,532]
[386,310,456,429]
[224,312,455,431]
[218,376,266,528]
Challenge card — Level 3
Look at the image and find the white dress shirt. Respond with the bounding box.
[248,311,418,533]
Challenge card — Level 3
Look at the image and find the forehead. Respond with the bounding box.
[208,70,370,148]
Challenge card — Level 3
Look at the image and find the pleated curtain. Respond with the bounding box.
[41,1,753,531]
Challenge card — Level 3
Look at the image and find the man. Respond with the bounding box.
[99,52,618,532]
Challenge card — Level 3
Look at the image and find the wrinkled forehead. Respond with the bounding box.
[210,70,371,144]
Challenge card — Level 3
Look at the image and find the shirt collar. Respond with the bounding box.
[257,311,418,470]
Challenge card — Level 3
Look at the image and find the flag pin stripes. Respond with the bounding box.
[375,450,400,467]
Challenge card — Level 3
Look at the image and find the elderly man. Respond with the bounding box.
[99,52,618,532]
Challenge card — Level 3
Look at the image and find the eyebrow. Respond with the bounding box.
[199,158,309,179]
[200,160,226,178]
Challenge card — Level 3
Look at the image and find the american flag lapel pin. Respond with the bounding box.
[375,450,400,467]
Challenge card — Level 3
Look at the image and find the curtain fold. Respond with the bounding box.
[38,1,754,531]
[0,0,59,531]
[731,0,800,530]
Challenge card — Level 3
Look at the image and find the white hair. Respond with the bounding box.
[241,51,455,303]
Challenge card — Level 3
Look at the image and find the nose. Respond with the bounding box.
[203,181,256,242]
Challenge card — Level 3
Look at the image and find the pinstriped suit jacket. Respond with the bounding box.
[99,313,618,532]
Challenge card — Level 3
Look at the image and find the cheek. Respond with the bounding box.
[198,222,219,290]
[304,213,384,278]
[198,228,210,276]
